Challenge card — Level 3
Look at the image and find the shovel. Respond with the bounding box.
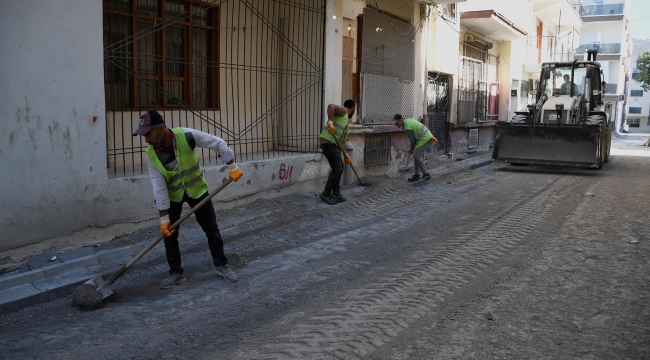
[73,178,233,310]
[331,133,371,187]
[398,154,412,173]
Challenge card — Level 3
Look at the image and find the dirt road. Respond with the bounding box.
[1,136,649,360]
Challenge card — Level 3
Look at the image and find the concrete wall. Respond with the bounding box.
[0,0,107,251]
[448,126,496,155]
[0,0,335,252]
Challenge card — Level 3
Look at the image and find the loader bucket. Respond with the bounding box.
[493,123,603,168]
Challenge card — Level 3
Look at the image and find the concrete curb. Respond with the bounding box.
[0,155,495,314]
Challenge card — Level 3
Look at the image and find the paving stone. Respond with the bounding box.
[0,269,47,292]
[0,284,49,315]
[57,247,95,262]
[43,255,100,277]
[96,244,143,264]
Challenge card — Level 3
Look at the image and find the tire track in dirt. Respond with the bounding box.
[220,176,573,359]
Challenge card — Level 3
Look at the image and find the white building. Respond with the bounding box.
[624,38,650,133]
[573,0,632,131]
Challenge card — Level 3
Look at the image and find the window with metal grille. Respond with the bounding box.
[627,118,640,127]
[631,90,643,97]
[364,134,391,167]
[629,107,642,114]
[102,0,326,178]
[103,0,219,109]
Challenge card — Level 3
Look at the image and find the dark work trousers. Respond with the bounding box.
[321,141,344,196]
[164,191,228,274]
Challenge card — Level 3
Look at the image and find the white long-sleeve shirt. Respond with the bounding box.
[147,128,235,211]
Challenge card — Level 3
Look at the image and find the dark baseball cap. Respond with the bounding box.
[133,111,164,136]
[392,113,403,124]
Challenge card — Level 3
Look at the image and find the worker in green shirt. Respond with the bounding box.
[393,114,437,182]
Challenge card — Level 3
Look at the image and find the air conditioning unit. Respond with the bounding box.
[464,34,494,49]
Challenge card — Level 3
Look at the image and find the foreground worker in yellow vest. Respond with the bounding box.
[318,99,356,205]
[393,114,437,182]
[133,111,243,288]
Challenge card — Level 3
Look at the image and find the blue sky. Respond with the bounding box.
[631,0,650,40]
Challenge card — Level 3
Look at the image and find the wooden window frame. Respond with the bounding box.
[103,0,220,110]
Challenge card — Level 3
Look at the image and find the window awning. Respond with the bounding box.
[460,10,527,41]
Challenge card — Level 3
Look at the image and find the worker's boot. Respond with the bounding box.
[407,174,421,182]
[215,264,237,283]
[320,191,338,205]
[333,192,347,203]
[160,272,186,289]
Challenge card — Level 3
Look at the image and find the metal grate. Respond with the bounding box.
[103,0,326,178]
[427,74,449,153]
[468,128,478,149]
[368,0,414,24]
[362,73,414,125]
[458,56,487,124]
[361,7,415,81]
[364,134,391,167]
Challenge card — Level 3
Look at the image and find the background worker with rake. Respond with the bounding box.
[318,100,356,205]
[392,114,437,183]
[133,111,243,288]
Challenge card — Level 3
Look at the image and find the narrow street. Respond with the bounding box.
[1,136,649,360]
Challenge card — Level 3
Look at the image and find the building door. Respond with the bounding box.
[427,73,449,154]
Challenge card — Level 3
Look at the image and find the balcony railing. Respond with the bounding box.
[528,36,576,62]
[575,43,621,55]
[579,3,624,16]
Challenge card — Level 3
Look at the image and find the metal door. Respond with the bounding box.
[426,74,449,154]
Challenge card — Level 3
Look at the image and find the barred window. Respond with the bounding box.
[631,89,644,97]
[627,118,640,127]
[103,0,219,110]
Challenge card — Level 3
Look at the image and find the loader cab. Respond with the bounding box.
[539,66,586,99]
[537,62,603,123]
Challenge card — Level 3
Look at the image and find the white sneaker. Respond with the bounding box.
[160,273,186,289]
[215,264,237,282]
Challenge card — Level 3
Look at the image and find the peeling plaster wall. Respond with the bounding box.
[0,0,108,251]
[448,126,496,155]
[0,0,334,253]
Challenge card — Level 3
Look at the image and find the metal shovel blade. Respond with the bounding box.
[89,274,114,300]
[72,275,114,309]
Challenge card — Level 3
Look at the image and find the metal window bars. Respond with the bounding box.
[103,0,325,178]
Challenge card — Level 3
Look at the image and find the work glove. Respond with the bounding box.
[160,214,174,237]
[327,121,335,134]
[431,136,438,146]
[228,162,243,182]
[344,156,352,165]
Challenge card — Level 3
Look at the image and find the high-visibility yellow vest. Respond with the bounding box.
[319,113,349,144]
[403,118,433,149]
[146,127,208,202]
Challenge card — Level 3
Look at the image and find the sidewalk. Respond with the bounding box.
[0,153,493,314]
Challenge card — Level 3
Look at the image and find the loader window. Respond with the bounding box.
[548,67,586,96]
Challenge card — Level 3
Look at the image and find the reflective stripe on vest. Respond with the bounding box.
[319,113,349,143]
[403,118,433,149]
[146,128,209,202]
